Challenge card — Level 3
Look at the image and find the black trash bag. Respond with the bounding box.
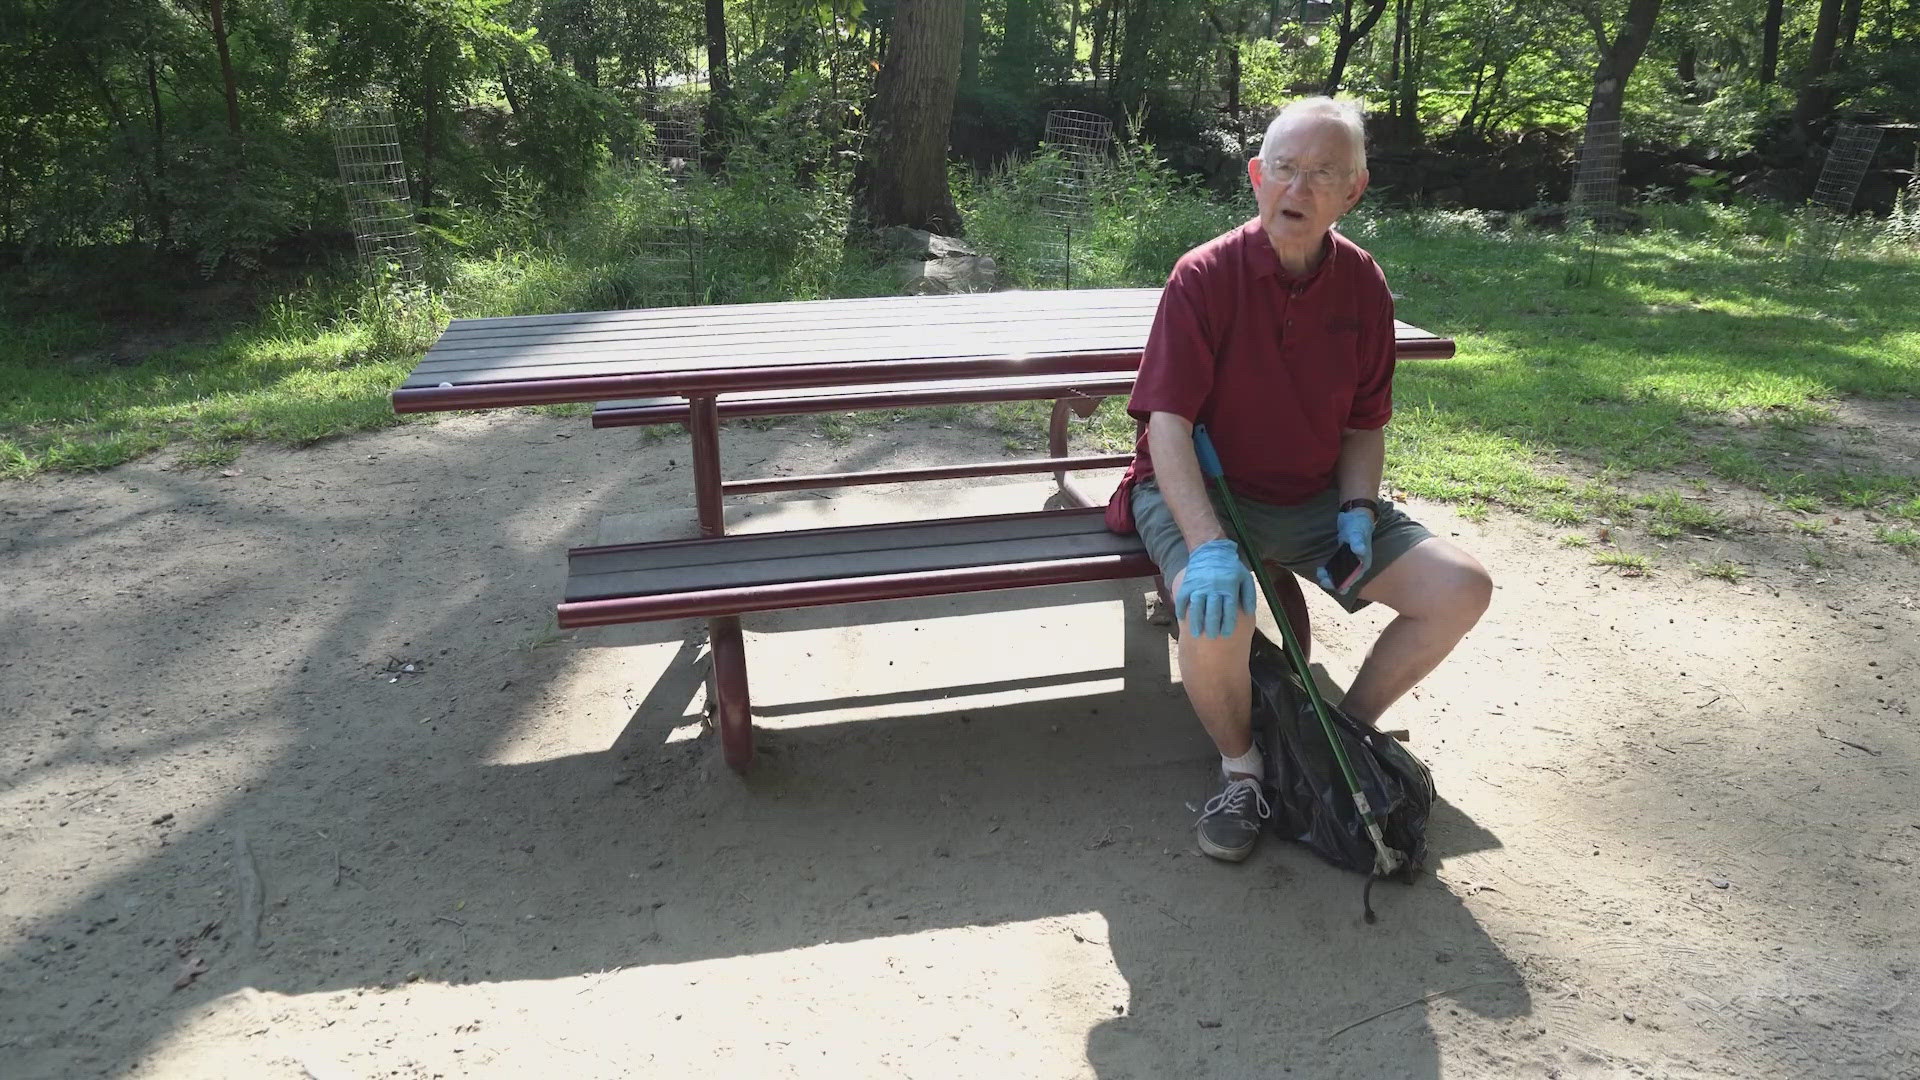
[1250,631,1434,882]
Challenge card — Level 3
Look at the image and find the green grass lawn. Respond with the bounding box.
[4,187,1916,550]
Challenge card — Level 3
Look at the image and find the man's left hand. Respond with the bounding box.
[1317,507,1376,594]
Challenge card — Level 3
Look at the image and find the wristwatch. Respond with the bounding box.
[1339,497,1382,518]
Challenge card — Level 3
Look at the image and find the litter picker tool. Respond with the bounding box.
[1191,425,1409,921]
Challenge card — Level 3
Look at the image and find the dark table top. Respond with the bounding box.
[392,288,1454,414]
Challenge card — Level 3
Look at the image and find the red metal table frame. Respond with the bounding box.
[392,288,1456,768]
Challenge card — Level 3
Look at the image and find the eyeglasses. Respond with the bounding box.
[1262,160,1354,192]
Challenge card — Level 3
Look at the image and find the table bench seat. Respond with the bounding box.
[589,372,1138,428]
[558,507,1158,628]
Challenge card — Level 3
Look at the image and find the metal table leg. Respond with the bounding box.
[687,395,754,771]
[1049,395,1108,508]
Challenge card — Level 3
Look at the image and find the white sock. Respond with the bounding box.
[1221,745,1263,781]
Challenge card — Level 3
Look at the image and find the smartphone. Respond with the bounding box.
[1322,544,1364,593]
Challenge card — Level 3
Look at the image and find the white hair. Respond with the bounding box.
[1259,97,1368,172]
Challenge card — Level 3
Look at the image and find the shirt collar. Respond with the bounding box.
[1242,219,1338,289]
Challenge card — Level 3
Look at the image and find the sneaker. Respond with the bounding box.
[1196,775,1271,862]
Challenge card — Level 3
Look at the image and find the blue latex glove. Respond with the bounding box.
[1176,538,1256,639]
[1316,508,1377,595]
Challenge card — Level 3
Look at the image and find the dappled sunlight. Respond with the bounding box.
[134,913,1132,1078]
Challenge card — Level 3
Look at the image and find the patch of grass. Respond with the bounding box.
[1781,493,1823,514]
[174,442,243,471]
[1693,559,1750,582]
[1558,533,1590,548]
[7,172,1919,520]
[1593,549,1653,575]
[1538,501,1587,526]
[1802,545,1830,568]
[528,402,592,420]
[1793,518,1828,535]
[1837,484,1887,510]
[1643,490,1737,536]
[1875,526,1920,553]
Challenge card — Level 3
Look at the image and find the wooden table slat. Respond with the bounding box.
[441,288,1161,335]
[570,507,1117,580]
[429,304,1159,354]
[566,518,1143,602]
[409,328,1154,378]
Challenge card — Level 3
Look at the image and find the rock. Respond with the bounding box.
[876,226,976,260]
[898,254,998,295]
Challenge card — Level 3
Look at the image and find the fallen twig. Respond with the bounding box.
[1326,980,1520,1042]
[234,829,264,953]
[64,783,113,810]
[1815,727,1881,756]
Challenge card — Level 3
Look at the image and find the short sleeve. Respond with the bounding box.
[1127,260,1217,424]
[1344,262,1396,430]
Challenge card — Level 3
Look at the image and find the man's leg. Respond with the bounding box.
[1168,566,1271,862]
[1170,565,1258,759]
[1342,537,1492,725]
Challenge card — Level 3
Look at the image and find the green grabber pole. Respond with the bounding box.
[1191,425,1404,915]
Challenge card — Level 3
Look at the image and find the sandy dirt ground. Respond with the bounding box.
[2,406,1917,1079]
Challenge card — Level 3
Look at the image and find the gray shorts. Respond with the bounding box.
[1131,479,1434,613]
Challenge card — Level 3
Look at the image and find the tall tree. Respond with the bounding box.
[1325,0,1390,94]
[1759,0,1783,84]
[703,0,732,138]
[1789,0,1844,141]
[207,0,241,138]
[856,0,964,231]
[1576,0,1664,131]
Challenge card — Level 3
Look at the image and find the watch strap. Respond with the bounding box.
[1340,497,1382,517]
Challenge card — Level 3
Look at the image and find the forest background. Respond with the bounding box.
[3,0,1917,543]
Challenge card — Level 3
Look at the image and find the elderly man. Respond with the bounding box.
[1122,97,1492,863]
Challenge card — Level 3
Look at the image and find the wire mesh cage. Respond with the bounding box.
[1568,117,1623,229]
[1799,121,1885,283]
[1035,110,1115,287]
[1565,117,1622,286]
[634,104,705,308]
[331,107,423,285]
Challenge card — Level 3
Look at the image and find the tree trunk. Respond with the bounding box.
[1397,0,1429,135]
[1388,0,1408,119]
[209,0,241,139]
[1324,0,1388,96]
[703,0,732,140]
[1759,0,1784,84]
[1676,40,1696,95]
[856,0,964,232]
[1838,0,1864,57]
[1582,0,1662,133]
[1457,0,1501,135]
[1087,0,1106,83]
[1789,0,1844,141]
[1068,0,1081,79]
[147,43,170,242]
[420,36,441,210]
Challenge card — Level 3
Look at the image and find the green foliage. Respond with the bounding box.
[959,139,1244,289]
[1239,33,1330,110]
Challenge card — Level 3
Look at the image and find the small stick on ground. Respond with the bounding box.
[1325,980,1519,1042]
[234,828,264,953]
[1816,727,1881,756]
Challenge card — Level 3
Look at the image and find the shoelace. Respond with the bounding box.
[1200,776,1271,821]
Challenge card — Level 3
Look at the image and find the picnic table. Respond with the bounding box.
[392,287,1455,771]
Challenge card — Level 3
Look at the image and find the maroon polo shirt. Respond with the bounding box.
[1126,219,1397,506]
